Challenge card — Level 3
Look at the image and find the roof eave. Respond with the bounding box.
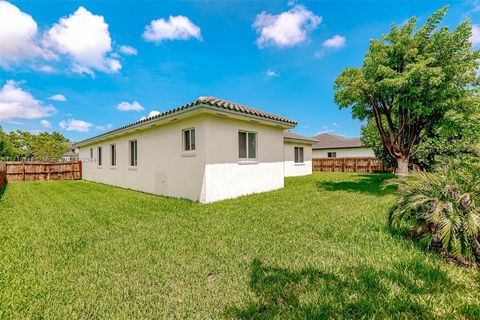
[284,137,318,145]
[312,146,366,150]
[76,104,296,147]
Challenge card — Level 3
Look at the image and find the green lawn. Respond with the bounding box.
[0,173,479,319]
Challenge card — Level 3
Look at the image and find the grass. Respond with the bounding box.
[0,173,479,319]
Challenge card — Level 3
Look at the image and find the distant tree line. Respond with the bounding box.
[0,126,71,161]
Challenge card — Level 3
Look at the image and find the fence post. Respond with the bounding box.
[367,158,372,173]
[342,158,346,172]
[22,162,26,181]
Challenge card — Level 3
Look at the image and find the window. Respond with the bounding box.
[183,128,195,151]
[328,152,337,158]
[97,146,102,166]
[90,148,93,159]
[129,140,137,166]
[238,131,257,159]
[294,147,304,163]
[110,144,116,166]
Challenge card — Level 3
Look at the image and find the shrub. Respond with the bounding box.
[387,161,480,264]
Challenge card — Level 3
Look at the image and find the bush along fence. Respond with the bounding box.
[3,161,82,182]
[312,157,394,173]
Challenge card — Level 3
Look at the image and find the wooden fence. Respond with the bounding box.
[4,161,82,182]
[312,157,394,173]
[0,162,6,190]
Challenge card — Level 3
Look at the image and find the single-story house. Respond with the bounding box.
[76,96,314,203]
[62,142,79,161]
[311,133,375,158]
[283,132,317,177]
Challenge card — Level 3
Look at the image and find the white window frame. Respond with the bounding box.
[110,143,116,167]
[182,128,196,152]
[97,146,102,167]
[238,130,257,160]
[129,140,138,167]
[328,152,337,158]
[294,146,304,164]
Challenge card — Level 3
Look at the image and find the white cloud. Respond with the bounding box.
[59,118,92,132]
[253,5,321,48]
[322,35,346,49]
[49,94,66,101]
[147,110,161,117]
[96,123,113,131]
[116,101,144,112]
[0,2,130,75]
[40,119,52,128]
[118,45,138,55]
[0,1,47,68]
[470,25,480,46]
[140,110,161,120]
[0,80,56,120]
[44,6,121,75]
[143,15,202,43]
[36,65,55,73]
[265,69,279,77]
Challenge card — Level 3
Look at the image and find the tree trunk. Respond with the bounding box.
[396,158,409,176]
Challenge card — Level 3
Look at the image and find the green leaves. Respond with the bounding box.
[0,125,71,160]
[387,161,480,263]
[334,6,479,170]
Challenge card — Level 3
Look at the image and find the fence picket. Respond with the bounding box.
[312,157,393,173]
[4,161,82,182]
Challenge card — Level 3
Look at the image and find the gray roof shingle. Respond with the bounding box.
[311,133,364,149]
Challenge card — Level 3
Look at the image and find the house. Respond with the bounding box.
[311,133,375,158]
[283,132,317,177]
[62,142,79,161]
[76,96,313,203]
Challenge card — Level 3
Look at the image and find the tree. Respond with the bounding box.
[3,129,70,160]
[0,126,15,158]
[30,132,70,160]
[361,96,480,171]
[334,7,480,174]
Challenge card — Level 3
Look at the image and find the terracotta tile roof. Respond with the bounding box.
[283,131,318,144]
[76,96,296,146]
[311,133,364,149]
[198,96,297,125]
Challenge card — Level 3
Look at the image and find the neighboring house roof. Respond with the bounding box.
[311,133,364,150]
[76,96,297,147]
[283,132,318,144]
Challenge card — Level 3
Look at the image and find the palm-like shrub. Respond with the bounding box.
[387,162,480,263]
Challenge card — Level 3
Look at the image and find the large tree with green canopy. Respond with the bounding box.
[0,127,71,160]
[334,7,480,174]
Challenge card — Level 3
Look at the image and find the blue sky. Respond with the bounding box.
[0,0,477,141]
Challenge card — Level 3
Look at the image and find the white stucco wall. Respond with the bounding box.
[78,112,287,203]
[79,114,207,202]
[283,141,313,177]
[201,114,285,203]
[312,147,375,158]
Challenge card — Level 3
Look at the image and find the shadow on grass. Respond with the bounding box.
[316,174,396,196]
[225,257,453,319]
